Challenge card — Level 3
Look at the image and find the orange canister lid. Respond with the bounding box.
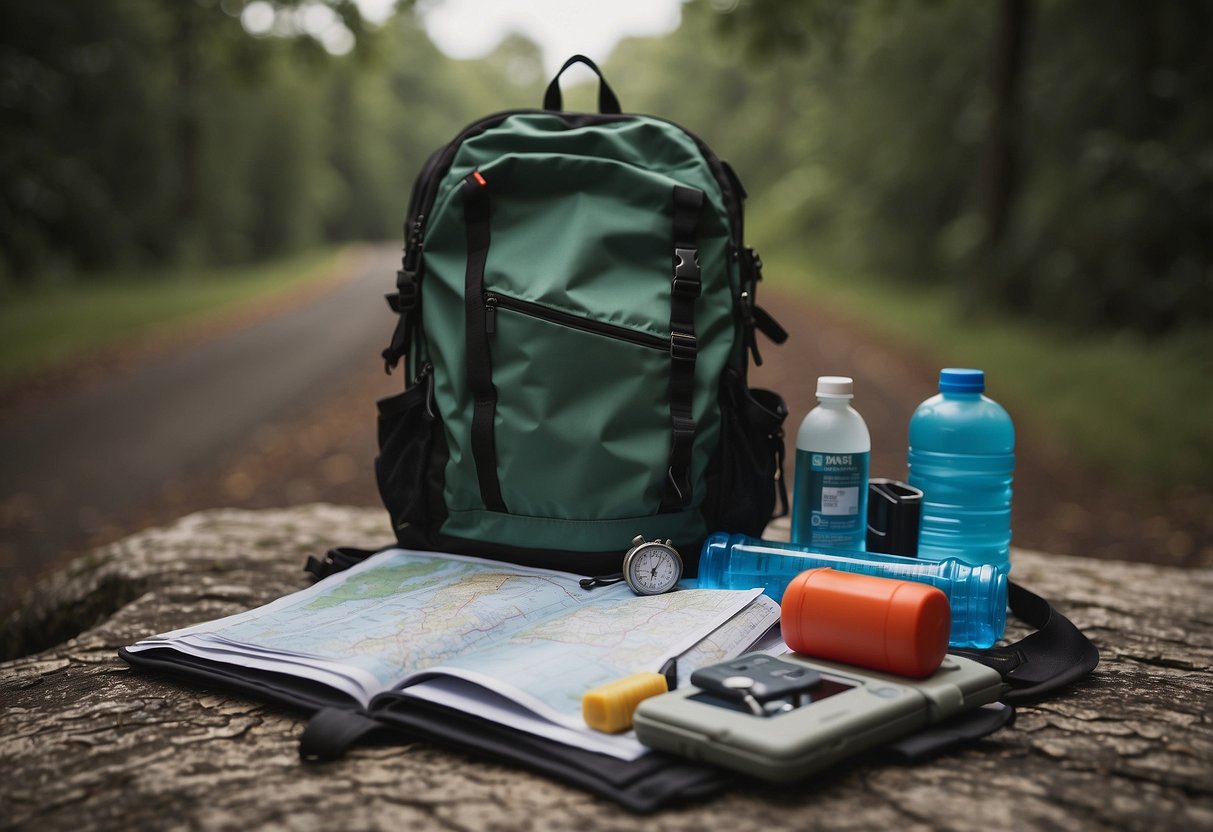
[780,568,951,678]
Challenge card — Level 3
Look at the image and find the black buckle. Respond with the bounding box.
[395,270,419,310]
[740,289,756,324]
[672,247,701,297]
[747,246,763,278]
[671,413,695,439]
[670,331,697,362]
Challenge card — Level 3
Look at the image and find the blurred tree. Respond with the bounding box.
[1004,0,1213,333]
[0,0,542,284]
[605,3,803,197]
[0,1,175,278]
[617,0,1213,335]
[977,0,1029,283]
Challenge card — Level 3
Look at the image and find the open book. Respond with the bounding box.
[123,548,780,760]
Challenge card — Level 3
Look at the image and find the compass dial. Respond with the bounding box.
[623,539,683,596]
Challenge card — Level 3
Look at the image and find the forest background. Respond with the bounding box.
[1,0,1209,541]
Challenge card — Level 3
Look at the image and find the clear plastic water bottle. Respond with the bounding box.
[791,376,871,551]
[908,368,1015,572]
[696,532,1007,648]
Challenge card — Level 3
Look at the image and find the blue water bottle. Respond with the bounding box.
[908,369,1015,572]
[696,533,1007,648]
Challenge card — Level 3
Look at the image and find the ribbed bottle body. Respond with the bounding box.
[908,382,1015,572]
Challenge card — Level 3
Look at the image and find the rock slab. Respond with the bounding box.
[2,505,1211,831]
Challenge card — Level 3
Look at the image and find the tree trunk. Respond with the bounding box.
[975,0,1030,307]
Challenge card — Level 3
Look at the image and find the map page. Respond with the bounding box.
[127,548,769,729]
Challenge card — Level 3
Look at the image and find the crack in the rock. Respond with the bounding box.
[1124,655,1204,671]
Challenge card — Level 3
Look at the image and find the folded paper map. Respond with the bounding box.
[124,548,780,760]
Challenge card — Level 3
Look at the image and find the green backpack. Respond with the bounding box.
[378,56,789,575]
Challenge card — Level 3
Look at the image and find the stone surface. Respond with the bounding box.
[2,505,1211,831]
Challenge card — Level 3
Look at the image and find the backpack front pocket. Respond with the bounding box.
[485,293,671,520]
[422,152,733,530]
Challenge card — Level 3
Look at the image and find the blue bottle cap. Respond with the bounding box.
[939,368,985,393]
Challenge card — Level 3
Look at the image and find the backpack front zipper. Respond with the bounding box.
[484,292,667,351]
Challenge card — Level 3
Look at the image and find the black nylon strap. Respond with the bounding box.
[300,707,385,762]
[462,173,507,513]
[382,267,420,373]
[660,186,705,512]
[880,702,1016,763]
[542,54,623,114]
[304,547,384,581]
[954,580,1100,704]
[753,305,788,345]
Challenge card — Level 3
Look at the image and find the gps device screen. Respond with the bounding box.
[688,676,856,716]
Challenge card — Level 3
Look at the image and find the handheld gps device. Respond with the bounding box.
[633,652,1004,782]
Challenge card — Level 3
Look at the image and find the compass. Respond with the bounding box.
[622,535,683,596]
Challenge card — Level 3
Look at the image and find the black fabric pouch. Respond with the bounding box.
[703,368,789,539]
[374,367,446,546]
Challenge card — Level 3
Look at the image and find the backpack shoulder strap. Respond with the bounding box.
[954,580,1100,704]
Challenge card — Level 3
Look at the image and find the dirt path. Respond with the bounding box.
[1,255,1208,615]
[0,247,402,611]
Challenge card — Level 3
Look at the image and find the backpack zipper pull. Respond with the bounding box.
[485,295,498,335]
[409,361,436,417]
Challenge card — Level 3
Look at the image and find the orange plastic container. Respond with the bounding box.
[780,567,951,678]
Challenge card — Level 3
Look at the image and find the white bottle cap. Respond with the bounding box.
[816,376,854,398]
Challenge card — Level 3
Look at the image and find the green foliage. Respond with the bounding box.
[1,1,175,276]
[760,245,1213,491]
[1003,0,1213,334]
[6,0,1205,334]
[0,1,543,285]
[610,0,1213,337]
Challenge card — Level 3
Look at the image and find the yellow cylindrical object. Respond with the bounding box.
[581,672,669,734]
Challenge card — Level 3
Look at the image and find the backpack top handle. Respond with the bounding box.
[542,54,623,114]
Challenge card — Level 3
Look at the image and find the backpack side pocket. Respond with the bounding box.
[703,370,789,538]
[375,366,445,546]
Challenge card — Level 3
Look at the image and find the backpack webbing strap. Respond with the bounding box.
[382,216,426,373]
[542,54,623,115]
[300,707,385,762]
[304,547,384,581]
[462,171,507,513]
[661,185,705,512]
[954,580,1100,705]
[880,701,1016,763]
